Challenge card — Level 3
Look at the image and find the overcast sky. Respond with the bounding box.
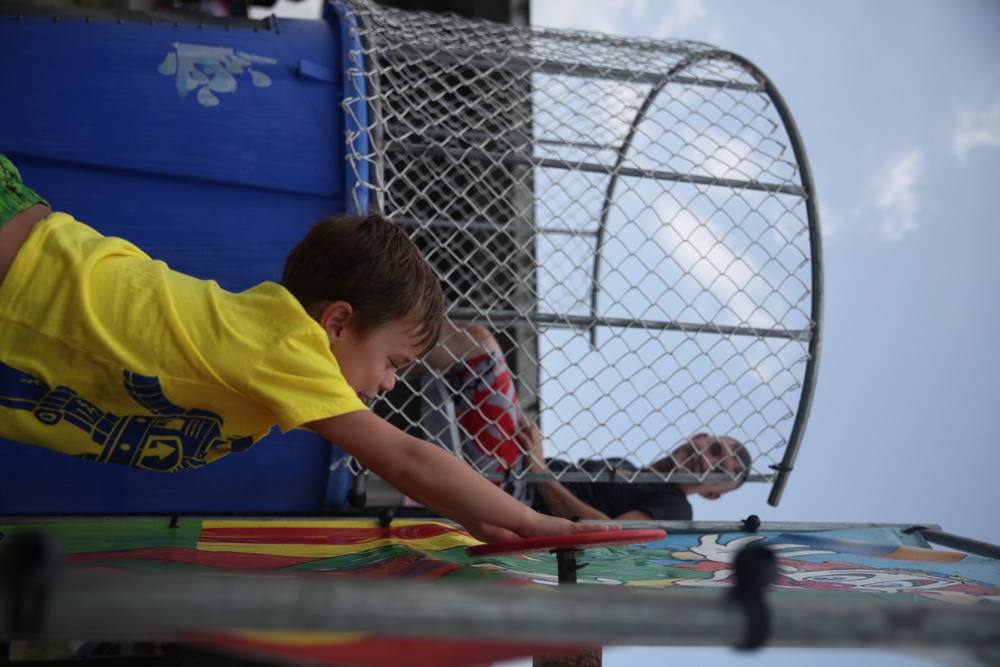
[523,0,1000,546]
[261,1,999,664]
[525,3,1000,664]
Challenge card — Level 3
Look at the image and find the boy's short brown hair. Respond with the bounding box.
[281,213,445,356]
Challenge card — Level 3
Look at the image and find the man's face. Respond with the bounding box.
[669,433,747,498]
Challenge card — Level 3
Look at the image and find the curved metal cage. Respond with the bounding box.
[339,0,821,506]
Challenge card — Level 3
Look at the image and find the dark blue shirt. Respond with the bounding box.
[533,458,693,520]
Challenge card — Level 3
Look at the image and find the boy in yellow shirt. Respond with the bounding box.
[0,153,604,543]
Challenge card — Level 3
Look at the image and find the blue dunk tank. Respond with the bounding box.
[0,3,371,514]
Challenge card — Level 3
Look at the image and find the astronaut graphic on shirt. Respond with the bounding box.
[0,360,253,471]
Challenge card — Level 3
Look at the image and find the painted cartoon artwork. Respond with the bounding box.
[470,527,1000,604]
[666,532,1000,604]
[158,43,278,107]
[0,519,997,666]
[1,519,996,602]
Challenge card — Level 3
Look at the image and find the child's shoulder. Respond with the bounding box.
[225,281,320,335]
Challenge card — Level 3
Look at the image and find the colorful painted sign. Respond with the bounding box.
[1,519,997,666]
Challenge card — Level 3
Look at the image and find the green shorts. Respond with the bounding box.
[0,153,50,231]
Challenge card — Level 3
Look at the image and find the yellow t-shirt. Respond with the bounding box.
[0,213,366,471]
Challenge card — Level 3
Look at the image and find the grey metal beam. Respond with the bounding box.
[445,307,814,341]
[3,568,997,649]
[916,528,1000,561]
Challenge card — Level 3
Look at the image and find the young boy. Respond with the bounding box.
[0,153,605,543]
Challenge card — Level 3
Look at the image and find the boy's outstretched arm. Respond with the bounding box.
[308,410,612,543]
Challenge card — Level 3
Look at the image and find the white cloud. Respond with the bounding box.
[531,0,633,34]
[871,149,925,243]
[532,0,709,40]
[951,98,1000,166]
[652,199,774,327]
[649,0,709,39]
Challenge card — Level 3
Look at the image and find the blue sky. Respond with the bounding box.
[523,0,1000,547]
[525,3,1000,663]
[263,1,999,663]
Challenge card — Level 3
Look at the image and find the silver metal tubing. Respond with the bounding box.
[2,568,997,649]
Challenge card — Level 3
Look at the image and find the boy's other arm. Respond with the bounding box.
[533,480,654,521]
[307,410,612,542]
[516,427,610,521]
[532,479,612,521]
[609,509,654,521]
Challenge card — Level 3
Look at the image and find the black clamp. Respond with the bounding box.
[741,514,761,533]
[553,549,589,585]
[730,542,777,651]
[377,507,395,529]
[0,531,62,638]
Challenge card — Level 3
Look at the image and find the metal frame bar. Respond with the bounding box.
[915,528,1000,561]
[729,53,824,508]
[386,43,767,92]
[444,308,813,341]
[385,141,806,196]
[3,567,997,649]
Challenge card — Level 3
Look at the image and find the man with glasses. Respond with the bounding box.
[517,427,751,521]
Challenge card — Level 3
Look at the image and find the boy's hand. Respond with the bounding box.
[521,513,620,540]
[462,514,619,544]
[461,520,523,543]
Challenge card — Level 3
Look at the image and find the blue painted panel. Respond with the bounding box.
[0,7,365,514]
[0,432,351,515]
[11,155,334,292]
[0,13,346,196]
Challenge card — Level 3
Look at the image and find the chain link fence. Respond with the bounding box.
[338,0,821,506]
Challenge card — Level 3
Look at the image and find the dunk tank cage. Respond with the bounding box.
[0,0,819,514]
[346,0,821,506]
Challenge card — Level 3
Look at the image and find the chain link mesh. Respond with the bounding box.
[339,0,820,494]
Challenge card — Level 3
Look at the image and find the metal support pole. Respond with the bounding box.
[543,549,601,667]
[914,528,1000,560]
[2,566,997,650]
